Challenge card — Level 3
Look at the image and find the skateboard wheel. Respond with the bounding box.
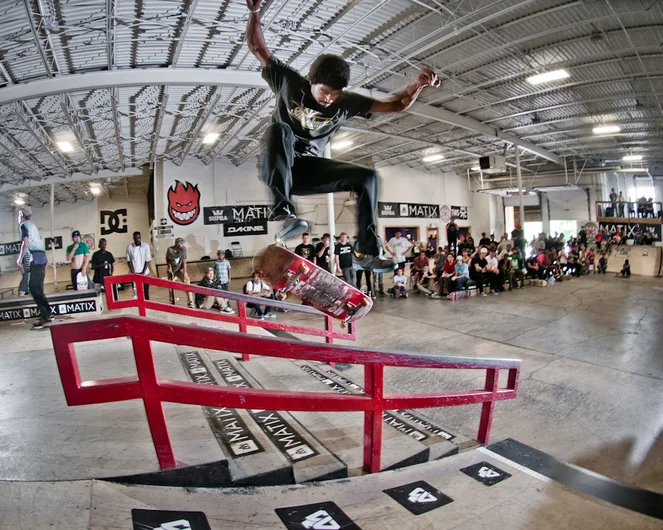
[360,297,369,307]
[298,263,309,274]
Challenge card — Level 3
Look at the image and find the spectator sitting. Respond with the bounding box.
[511,248,526,288]
[461,248,472,266]
[466,232,475,251]
[558,247,569,275]
[484,248,500,295]
[526,253,540,278]
[536,250,553,280]
[498,251,513,291]
[618,259,631,278]
[598,254,608,273]
[388,267,408,298]
[433,246,446,278]
[411,251,429,285]
[456,234,467,254]
[488,234,498,251]
[585,248,596,273]
[414,265,438,297]
[470,247,489,296]
[244,271,275,319]
[438,253,456,296]
[196,267,235,314]
[452,255,470,293]
[498,243,513,260]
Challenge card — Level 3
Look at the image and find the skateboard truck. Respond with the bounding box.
[274,217,309,243]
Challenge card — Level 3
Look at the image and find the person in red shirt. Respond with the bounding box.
[438,253,457,296]
[595,231,603,251]
[411,252,429,285]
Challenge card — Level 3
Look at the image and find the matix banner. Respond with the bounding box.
[598,221,661,240]
[378,202,439,218]
[0,241,22,256]
[223,220,268,237]
[203,205,275,225]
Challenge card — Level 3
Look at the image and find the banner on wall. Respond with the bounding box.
[450,205,468,220]
[223,220,268,237]
[203,205,275,225]
[100,208,128,235]
[598,221,661,240]
[0,241,21,256]
[378,202,439,218]
[167,180,201,226]
[45,236,63,250]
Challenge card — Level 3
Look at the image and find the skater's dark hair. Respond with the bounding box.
[308,55,351,90]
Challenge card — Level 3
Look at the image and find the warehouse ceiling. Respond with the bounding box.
[0,0,660,205]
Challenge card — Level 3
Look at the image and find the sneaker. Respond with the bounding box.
[249,309,257,318]
[492,291,498,295]
[31,319,50,330]
[258,314,265,320]
[187,301,195,308]
[265,312,276,318]
[274,215,309,241]
[481,292,488,297]
[430,293,440,299]
[222,306,235,314]
[352,253,396,273]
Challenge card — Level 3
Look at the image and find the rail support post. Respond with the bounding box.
[477,368,499,445]
[363,364,384,473]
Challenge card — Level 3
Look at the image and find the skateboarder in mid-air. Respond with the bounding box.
[246,0,440,270]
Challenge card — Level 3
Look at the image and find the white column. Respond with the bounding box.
[324,144,336,274]
[515,145,525,228]
[50,183,57,290]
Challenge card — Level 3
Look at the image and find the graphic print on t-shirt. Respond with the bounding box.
[288,99,335,131]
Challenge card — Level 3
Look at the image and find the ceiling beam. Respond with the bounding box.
[0,168,143,192]
[107,0,125,172]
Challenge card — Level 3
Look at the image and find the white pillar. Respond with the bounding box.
[324,144,336,275]
[50,183,57,290]
[515,145,525,228]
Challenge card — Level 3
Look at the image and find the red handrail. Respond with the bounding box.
[50,314,521,473]
[104,274,356,360]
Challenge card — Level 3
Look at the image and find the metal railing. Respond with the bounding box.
[596,200,662,220]
[104,274,356,360]
[50,313,521,473]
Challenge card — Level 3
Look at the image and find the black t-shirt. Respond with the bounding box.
[471,256,487,274]
[294,243,316,262]
[91,250,115,284]
[447,222,458,237]
[334,243,353,269]
[315,242,330,271]
[262,56,375,157]
[479,237,490,246]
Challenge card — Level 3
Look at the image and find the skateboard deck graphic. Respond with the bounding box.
[449,290,473,300]
[254,245,373,323]
[527,279,547,287]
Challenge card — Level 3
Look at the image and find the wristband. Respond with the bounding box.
[249,7,260,13]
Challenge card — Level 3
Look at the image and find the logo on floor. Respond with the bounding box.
[131,509,211,530]
[275,502,361,530]
[384,480,453,515]
[460,461,511,486]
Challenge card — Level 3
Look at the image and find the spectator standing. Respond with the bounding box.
[511,224,525,256]
[388,267,408,298]
[315,233,331,272]
[471,248,489,296]
[213,250,232,290]
[334,232,355,286]
[609,188,618,216]
[479,232,490,247]
[66,230,91,290]
[90,238,117,298]
[16,208,51,329]
[387,230,413,271]
[197,267,235,313]
[618,191,625,217]
[446,216,459,255]
[294,232,316,262]
[166,237,194,308]
[497,233,513,254]
[126,231,152,300]
[244,271,275,319]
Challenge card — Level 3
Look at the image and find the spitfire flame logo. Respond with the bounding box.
[168,180,200,225]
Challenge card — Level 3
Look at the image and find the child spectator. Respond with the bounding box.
[388,267,408,298]
[197,267,235,314]
[618,259,631,278]
[244,271,275,319]
[452,255,470,292]
[598,253,608,273]
[438,253,456,296]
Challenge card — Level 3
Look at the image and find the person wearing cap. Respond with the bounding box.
[166,237,194,308]
[470,247,489,296]
[451,254,469,292]
[66,230,91,290]
[16,207,52,329]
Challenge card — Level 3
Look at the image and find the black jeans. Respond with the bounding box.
[29,263,51,320]
[471,271,485,293]
[260,123,380,255]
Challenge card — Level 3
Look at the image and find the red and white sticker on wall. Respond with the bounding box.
[168,180,201,225]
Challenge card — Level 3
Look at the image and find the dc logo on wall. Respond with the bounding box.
[100,209,128,235]
[168,180,201,226]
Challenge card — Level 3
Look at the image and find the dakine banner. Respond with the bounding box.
[203,205,275,225]
[0,240,21,256]
[223,220,268,237]
[378,202,439,218]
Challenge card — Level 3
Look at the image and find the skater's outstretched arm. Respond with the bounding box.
[370,67,440,113]
[245,0,271,66]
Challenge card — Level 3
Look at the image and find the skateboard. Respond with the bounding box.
[448,289,473,300]
[527,279,547,287]
[254,245,372,324]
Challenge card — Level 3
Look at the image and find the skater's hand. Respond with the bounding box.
[246,0,262,12]
[73,242,79,250]
[415,67,440,88]
[17,264,24,274]
[183,273,190,283]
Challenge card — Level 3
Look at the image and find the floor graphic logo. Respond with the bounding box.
[460,461,512,486]
[275,502,361,530]
[131,509,211,530]
[383,480,453,515]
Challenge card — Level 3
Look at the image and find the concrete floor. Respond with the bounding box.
[0,273,661,496]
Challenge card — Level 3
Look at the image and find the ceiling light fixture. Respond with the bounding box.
[526,69,570,85]
[422,154,445,162]
[14,198,25,206]
[471,166,481,171]
[202,133,220,144]
[90,184,102,196]
[593,125,620,134]
[331,140,354,150]
[622,154,642,162]
[56,141,74,152]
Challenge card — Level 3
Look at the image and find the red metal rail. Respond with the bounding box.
[104,274,356,361]
[50,314,521,473]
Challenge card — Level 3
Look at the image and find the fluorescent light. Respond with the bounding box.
[593,125,620,134]
[331,140,354,150]
[56,141,74,152]
[622,155,642,161]
[422,154,445,162]
[202,133,219,144]
[89,184,102,196]
[14,198,25,206]
[471,166,481,171]
[526,69,570,85]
